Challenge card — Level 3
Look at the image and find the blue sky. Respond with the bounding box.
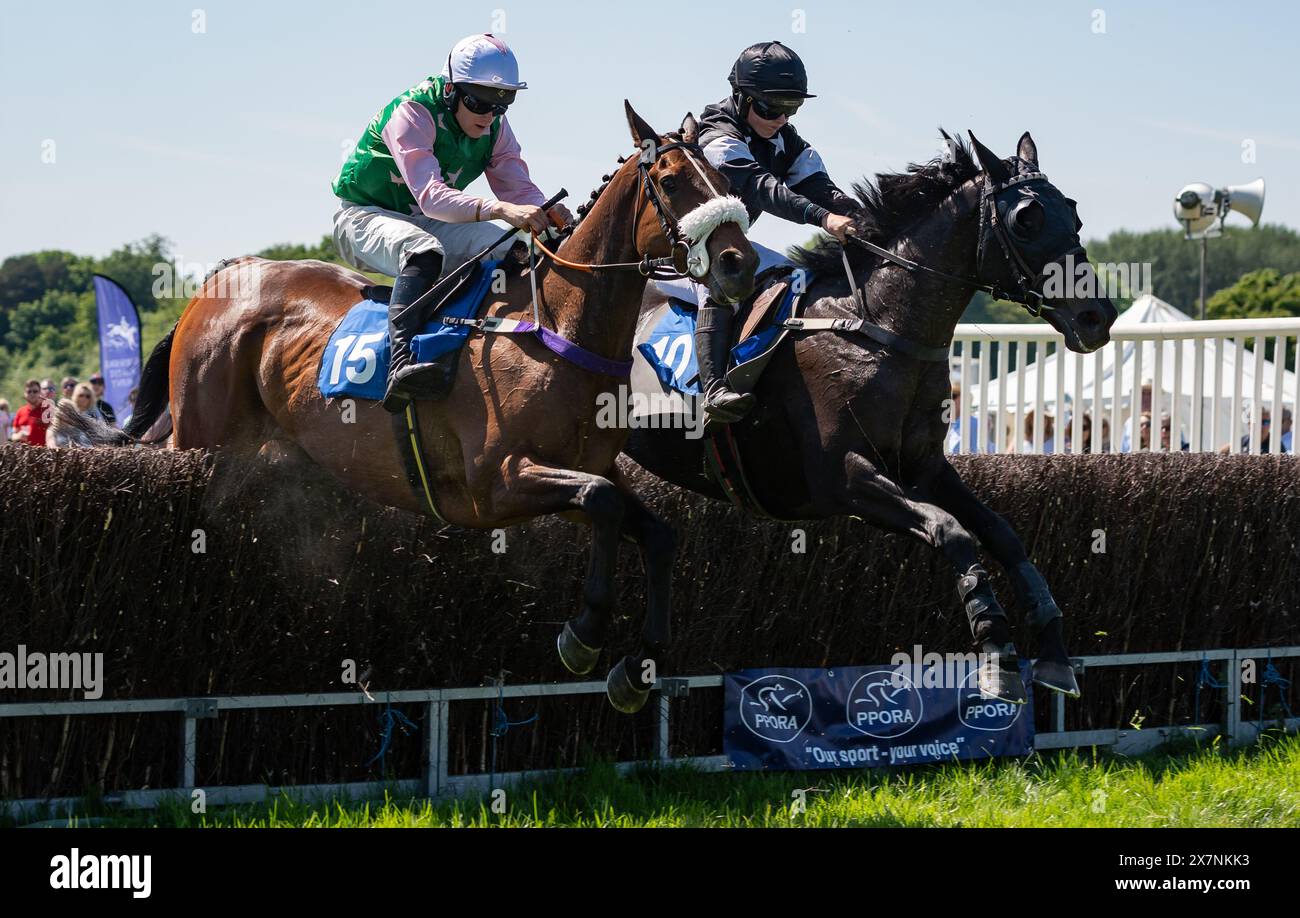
[2,0,1297,270]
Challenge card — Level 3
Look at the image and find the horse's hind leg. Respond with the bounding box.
[922,460,1078,696]
[840,453,1027,704]
[170,315,273,452]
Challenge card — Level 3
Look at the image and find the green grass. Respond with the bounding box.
[33,730,1300,828]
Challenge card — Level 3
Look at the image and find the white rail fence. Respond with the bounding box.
[2,646,1297,821]
[949,317,1299,456]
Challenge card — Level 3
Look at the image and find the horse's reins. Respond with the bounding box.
[529,138,737,280]
[439,138,746,378]
[800,170,1086,364]
[840,171,1084,320]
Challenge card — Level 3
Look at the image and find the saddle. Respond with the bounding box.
[634,264,805,399]
[317,261,501,403]
[733,265,794,346]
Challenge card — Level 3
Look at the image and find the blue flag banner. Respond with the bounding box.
[724,662,1035,770]
[92,274,142,428]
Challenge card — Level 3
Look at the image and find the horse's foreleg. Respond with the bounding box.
[479,457,646,711]
[605,472,676,714]
[841,453,1027,704]
[922,460,1077,696]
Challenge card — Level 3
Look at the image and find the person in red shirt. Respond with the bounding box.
[9,378,51,447]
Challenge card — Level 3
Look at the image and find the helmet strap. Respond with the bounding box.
[733,90,751,121]
[443,51,459,109]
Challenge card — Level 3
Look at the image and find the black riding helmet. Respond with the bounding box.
[728,41,815,119]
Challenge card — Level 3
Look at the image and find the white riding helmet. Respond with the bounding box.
[441,34,528,91]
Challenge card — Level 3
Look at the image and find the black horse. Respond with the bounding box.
[623,131,1117,703]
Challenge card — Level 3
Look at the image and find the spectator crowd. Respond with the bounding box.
[944,381,1294,456]
[3,370,1293,455]
[3,372,138,447]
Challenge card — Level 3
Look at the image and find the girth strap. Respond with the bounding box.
[781,316,951,363]
[438,315,633,377]
[704,424,778,519]
[392,401,447,523]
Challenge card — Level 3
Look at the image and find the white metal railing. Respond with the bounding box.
[2,646,1296,821]
[949,317,1299,456]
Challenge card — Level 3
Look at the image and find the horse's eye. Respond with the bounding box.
[659,175,677,194]
[1009,200,1044,240]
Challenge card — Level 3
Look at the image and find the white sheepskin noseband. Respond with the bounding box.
[676,196,750,279]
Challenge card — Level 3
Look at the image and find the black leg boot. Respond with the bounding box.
[695,301,754,424]
[382,254,445,413]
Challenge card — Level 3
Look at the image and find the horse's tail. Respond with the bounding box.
[69,322,178,447]
[123,323,176,443]
[53,400,134,447]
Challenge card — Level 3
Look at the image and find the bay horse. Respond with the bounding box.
[626,132,1118,703]
[73,103,758,713]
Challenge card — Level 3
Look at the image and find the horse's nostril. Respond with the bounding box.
[718,249,745,275]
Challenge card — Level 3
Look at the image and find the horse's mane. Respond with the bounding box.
[569,154,627,233]
[565,131,689,240]
[791,129,982,278]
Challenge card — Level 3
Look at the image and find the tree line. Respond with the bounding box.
[0,236,339,400]
[1,225,1297,401]
[962,223,1300,326]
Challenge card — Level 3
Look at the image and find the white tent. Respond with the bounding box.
[966,294,1296,451]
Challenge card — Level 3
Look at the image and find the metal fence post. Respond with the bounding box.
[180,699,217,789]
[656,679,690,763]
[424,694,448,798]
[1052,660,1082,735]
[179,712,196,789]
[656,692,670,762]
[1225,651,1240,747]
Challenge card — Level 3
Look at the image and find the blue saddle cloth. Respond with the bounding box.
[317,260,500,400]
[637,283,796,396]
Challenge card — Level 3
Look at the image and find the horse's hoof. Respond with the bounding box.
[1033,659,1081,697]
[606,658,651,714]
[556,622,601,676]
[977,650,1028,705]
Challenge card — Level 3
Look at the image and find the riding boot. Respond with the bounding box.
[694,301,754,424]
[382,253,445,413]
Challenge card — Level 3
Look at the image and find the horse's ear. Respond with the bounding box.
[680,112,699,144]
[625,100,658,148]
[1017,131,1039,169]
[968,131,1010,184]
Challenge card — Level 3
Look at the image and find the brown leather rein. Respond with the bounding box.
[532,139,719,279]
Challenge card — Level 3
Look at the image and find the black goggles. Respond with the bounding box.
[458,86,514,116]
[748,94,802,119]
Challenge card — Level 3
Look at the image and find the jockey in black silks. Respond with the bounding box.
[689,40,858,424]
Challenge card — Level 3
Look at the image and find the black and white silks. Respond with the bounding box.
[697,96,857,230]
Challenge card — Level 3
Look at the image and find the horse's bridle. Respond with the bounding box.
[847,170,1084,319]
[636,139,714,278]
[539,138,738,280]
[977,172,1085,317]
